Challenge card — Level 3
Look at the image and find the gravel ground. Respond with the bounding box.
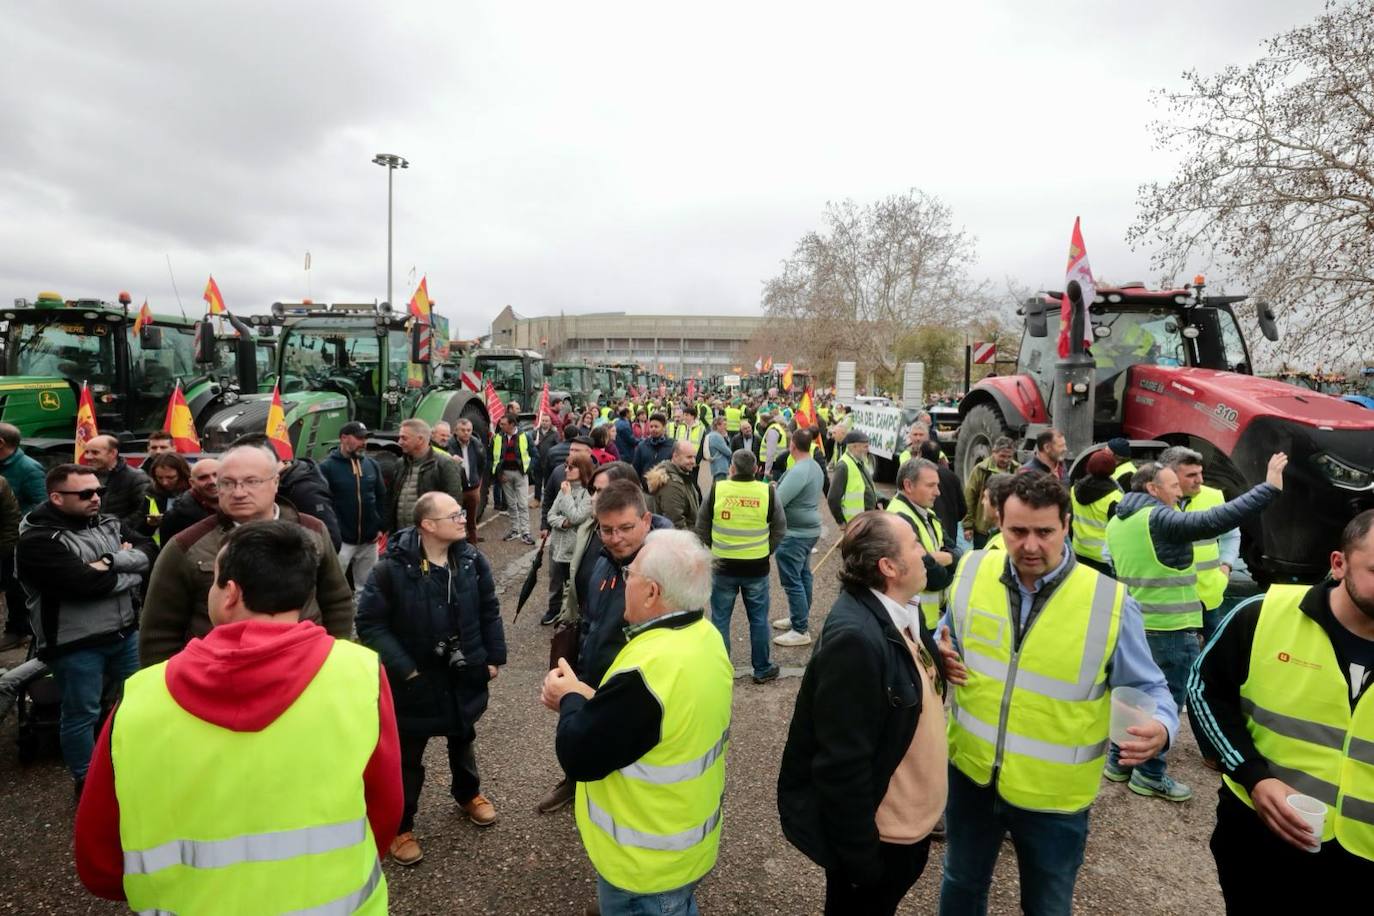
[0,476,1225,915]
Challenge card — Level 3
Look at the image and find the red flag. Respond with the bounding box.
[795,386,816,428]
[536,381,552,422]
[686,379,696,403]
[1058,217,1097,358]
[203,275,227,315]
[162,382,201,453]
[485,380,506,429]
[74,381,99,464]
[764,356,773,372]
[628,384,639,401]
[266,384,293,460]
[131,299,154,335]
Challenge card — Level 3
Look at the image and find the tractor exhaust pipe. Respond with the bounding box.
[1053,281,1096,462]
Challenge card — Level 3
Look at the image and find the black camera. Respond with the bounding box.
[433,636,468,671]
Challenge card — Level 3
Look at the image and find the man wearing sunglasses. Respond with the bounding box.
[15,463,155,795]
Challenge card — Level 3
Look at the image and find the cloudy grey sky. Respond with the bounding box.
[1,1,1326,338]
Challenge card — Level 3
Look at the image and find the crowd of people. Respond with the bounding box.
[0,374,1367,913]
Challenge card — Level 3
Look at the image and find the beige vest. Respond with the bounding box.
[875,631,949,843]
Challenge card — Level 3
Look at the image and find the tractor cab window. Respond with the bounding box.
[476,357,526,396]
[9,319,117,386]
[1088,309,1188,376]
[1189,307,1251,375]
[281,328,381,397]
[129,325,197,429]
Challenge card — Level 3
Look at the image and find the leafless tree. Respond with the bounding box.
[1129,0,1374,365]
[762,190,987,378]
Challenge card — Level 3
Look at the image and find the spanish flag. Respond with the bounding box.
[162,382,201,453]
[408,276,431,321]
[794,386,816,429]
[763,356,773,373]
[131,299,154,335]
[781,364,794,391]
[266,383,293,460]
[203,275,227,315]
[75,381,99,463]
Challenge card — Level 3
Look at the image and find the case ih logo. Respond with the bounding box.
[1139,379,1165,394]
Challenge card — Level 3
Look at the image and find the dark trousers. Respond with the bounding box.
[399,731,480,833]
[547,560,570,620]
[3,573,30,637]
[824,839,931,916]
[1212,788,1374,914]
[462,486,481,544]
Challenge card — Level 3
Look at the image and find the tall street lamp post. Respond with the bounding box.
[371,153,409,310]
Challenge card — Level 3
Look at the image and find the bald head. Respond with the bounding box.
[82,435,120,471]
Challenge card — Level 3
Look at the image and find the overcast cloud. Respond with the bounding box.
[0,0,1328,337]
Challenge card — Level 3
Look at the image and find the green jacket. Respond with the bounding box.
[0,447,46,513]
[962,456,1014,535]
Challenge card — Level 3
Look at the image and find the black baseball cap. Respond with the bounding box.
[340,421,370,438]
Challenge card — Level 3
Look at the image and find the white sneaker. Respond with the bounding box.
[771,617,792,631]
[773,630,813,647]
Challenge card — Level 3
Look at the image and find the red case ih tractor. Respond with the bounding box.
[953,281,1374,584]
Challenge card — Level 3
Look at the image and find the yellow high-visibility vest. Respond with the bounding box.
[1069,486,1121,563]
[1182,485,1227,610]
[886,495,945,631]
[710,479,770,560]
[1105,506,1203,631]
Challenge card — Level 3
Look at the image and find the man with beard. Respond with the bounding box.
[1189,508,1374,903]
[1020,428,1067,480]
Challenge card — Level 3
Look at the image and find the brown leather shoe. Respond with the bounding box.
[462,793,497,827]
[389,831,423,866]
[537,778,575,814]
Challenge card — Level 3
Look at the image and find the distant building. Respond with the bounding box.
[488,306,765,379]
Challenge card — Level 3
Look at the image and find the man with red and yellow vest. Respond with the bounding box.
[543,529,733,915]
[75,521,402,914]
[886,458,959,633]
[1189,508,1374,905]
[1104,454,1285,803]
[938,472,1177,915]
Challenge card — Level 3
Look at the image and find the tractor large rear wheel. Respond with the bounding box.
[955,404,1012,482]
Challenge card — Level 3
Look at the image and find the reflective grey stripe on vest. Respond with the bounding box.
[1241,698,1347,750]
[1194,538,1218,550]
[949,550,990,640]
[1342,794,1374,827]
[134,850,382,916]
[1076,518,1107,532]
[124,818,367,875]
[585,797,722,851]
[1268,763,1340,807]
[1116,574,1196,588]
[961,647,1107,702]
[1350,736,1374,767]
[716,536,770,552]
[953,705,1106,765]
[1138,600,1204,615]
[1195,558,1222,571]
[713,524,768,538]
[1074,535,1106,548]
[620,728,730,785]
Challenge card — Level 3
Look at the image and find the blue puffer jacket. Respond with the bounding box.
[356,527,506,736]
[1112,483,1277,570]
[318,448,387,546]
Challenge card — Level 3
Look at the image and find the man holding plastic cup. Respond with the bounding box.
[936,472,1177,915]
[1189,509,1374,905]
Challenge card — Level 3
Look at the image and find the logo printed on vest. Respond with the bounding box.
[1277,650,1321,670]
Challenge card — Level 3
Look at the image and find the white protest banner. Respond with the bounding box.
[848,403,905,459]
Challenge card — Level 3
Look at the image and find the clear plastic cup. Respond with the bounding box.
[1109,686,1157,745]
[1286,794,1326,853]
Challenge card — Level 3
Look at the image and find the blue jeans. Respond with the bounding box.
[597,876,699,915]
[49,634,139,780]
[710,573,771,676]
[1108,628,1198,780]
[774,535,817,633]
[939,766,1089,916]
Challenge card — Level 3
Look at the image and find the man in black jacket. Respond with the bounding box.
[319,422,387,590]
[81,436,150,533]
[357,490,505,866]
[156,458,220,544]
[385,419,466,535]
[16,464,154,792]
[778,511,947,915]
[452,418,488,545]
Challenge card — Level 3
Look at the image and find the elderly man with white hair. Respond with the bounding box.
[542,529,734,916]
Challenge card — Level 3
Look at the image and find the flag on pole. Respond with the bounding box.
[408,276,431,322]
[131,299,154,336]
[795,386,816,429]
[754,356,763,372]
[628,384,639,401]
[266,384,293,460]
[203,275,227,315]
[781,365,794,391]
[686,379,696,404]
[1058,217,1096,358]
[484,380,506,429]
[763,356,773,372]
[162,382,201,453]
[74,381,99,463]
[536,381,552,423]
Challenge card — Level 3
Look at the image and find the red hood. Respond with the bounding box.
[164,619,334,732]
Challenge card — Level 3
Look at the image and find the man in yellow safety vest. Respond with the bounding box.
[543,529,733,915]
[1189,508,1374,904]
[74,520,402,914]
[886,458,959,633]
[827,431,877,525]
[938,472,1177,913]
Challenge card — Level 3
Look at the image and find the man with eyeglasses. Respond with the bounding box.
[358,491,506,865]
[139,443,355,667]
[15,463,155,795]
